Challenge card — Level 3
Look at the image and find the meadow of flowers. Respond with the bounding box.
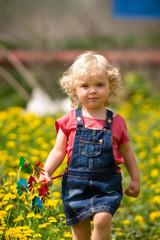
[0,73,160,239]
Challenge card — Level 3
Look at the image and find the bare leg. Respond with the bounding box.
[92,212,112,240]
[71,217,91,240]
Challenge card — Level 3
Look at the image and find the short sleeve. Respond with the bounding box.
[55,110,76,138]
[55,113,70,137]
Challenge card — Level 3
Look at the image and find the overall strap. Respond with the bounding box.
[103,109,113,129]
[75,108,84,127]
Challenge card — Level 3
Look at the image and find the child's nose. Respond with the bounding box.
[89,87,97,93]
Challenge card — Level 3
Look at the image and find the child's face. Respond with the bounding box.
[73,76,111,110]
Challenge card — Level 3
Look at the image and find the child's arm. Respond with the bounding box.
[40,129,67,186]
[118,142,140,198]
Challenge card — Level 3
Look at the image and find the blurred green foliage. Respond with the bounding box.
[0,67,159,111]
[124,72,151,97]
[0,31,160,50]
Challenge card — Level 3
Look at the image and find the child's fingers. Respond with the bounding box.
[124,186,134,196]
[124,186,139,198]
[124,180,140,198]
[39,174,53,186]
[46,179,53,186]
[40,178,53,186]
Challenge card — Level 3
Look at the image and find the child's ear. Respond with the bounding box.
[72,88,77,95]
[109,82,114,91]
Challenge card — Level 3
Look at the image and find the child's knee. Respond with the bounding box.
[93,212,112,230]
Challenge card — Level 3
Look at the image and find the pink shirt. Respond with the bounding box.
[55,110,130,166]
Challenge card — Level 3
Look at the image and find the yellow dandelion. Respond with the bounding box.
[63,232,72,238]
[5,204,14,211]
[41,143,50,150]
[117,232,124,236]
[3,193,16,201]
[152,195,160,204]
[13,215,24,222]
[123,219,130,225]
[155,188,160,194]
[21,226,30,230]
[45,199,58,208]
[0,226,5,230]
[38,223,51,228]
[30,155,39,162]
[138,151,146,159]
[48,216,57,223]
[150,169,159,178]
[24,228,34,236]
[135,215,144,224]
[153,144,160,154]
[4,182,12,186]
[53,191,61,199]
[6,141,16,148]
[33,233,42,238]
[58,213,65,218]
[8,171,17,177]
[0,210,7,217]
[34,214,43,219]
[152,129,160,138]
[27,212,35,218]
[30,149,39,155]
[150,211,160,221]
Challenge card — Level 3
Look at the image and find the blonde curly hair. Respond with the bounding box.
[59,51,122,108]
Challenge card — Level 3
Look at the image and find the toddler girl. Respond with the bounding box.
[40,51,140,240]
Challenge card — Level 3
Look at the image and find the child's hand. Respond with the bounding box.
[124,180,140,198]
[39,171,53,186]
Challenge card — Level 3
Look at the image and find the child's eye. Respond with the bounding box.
[97,83,105,87]
[81,84,88,88]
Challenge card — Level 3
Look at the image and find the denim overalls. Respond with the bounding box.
[61,108,123,226]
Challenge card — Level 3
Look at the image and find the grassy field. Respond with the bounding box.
[0,73,160,239]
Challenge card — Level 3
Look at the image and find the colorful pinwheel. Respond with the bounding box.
[28,176,37,192]
[16,157,57,214]
[32,196,43,214]
[38,185,50,203]
[33,161,45,178]
[17,179,29,196]
[19,156,33,174]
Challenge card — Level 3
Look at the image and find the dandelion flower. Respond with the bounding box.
[5,204,14,211]
[63,232,72,238]
[33,233,42,238]
[48,216,57,223]
[27,212,35,219]
[13,215,24,222]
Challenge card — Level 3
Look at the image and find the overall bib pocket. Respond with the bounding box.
[80,138,102,157]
